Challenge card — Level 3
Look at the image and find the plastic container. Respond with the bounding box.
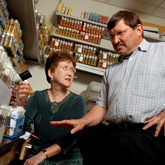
[3,115,25,138]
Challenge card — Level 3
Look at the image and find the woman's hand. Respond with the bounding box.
[143,110,165,137]
[23,152,46,165]
[16,81,32,107]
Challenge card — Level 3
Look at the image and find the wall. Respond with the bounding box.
[24,0,165,94]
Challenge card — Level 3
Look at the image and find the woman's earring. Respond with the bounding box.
[51,78,53,81]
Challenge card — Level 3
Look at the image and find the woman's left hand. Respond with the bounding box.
[143,110,165,137]
[23,152,46,165]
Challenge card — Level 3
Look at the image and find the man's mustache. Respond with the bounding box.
[115,42,125,47]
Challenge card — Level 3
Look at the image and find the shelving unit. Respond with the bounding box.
[42,12,116,77]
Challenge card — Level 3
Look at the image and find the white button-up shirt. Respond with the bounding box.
[96,39,165,124]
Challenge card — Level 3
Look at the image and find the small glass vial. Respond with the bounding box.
[24,80,34,96]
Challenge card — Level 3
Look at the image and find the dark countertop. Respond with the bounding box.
[0,137,22,155]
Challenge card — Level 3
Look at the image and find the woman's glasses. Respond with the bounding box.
[58,66,76,73]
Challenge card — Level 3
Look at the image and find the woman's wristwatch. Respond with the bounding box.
[42,149,48,159]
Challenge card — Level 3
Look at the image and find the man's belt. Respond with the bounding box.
[109,122,145,131]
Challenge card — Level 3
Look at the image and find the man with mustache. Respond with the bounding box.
[50,10,165,164]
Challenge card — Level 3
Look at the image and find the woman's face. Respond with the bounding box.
[50,60,75,88]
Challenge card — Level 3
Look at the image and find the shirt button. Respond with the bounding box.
[123,84,125,86]
[127,71,129,74]
[118,98,121,101]
[117,116,120,118]
[130,58,132,60]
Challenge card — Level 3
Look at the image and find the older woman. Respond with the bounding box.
[16,51,86,165]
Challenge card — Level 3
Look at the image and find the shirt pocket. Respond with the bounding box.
[131,71,162,98]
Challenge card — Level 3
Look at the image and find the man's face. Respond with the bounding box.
[109,19,140,56]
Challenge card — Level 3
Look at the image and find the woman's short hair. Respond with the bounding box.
[45,51,76,83]
[107,10,143,30]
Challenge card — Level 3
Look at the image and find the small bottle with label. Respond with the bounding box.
[94,56,97,66]
[97,59,101,68]
[24,80,34,96]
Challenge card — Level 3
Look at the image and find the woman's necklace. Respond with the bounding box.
[49,89,70,103]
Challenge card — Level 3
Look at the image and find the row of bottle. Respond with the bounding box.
[97,59,114,69]
[56,25,102,44]
[49,38,73,55]
[74,44,96,56]
[6,18,22,40]
[82,22,105,37]
[79,31,101,44]
[50,38,73,51]
[56,25,79,39]
[0,31,18,57]
[75,53,98,66]
[59,16,83,31]
[98,50,119,62]
[74,53,117,69]
[4,18,23,55]
[59,16,105,37]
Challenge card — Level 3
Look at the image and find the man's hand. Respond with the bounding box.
[143,111,165,137]
[50,119,85,134]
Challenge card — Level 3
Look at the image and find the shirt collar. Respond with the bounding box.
[118,39,148,63]
[137,39,148,53]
